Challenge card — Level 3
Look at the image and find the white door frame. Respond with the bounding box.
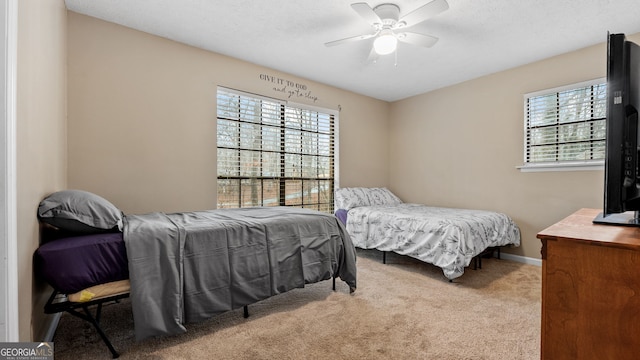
[1,0,19,342]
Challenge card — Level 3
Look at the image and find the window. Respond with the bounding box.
[216,87,337,213]
[522,79,606,171]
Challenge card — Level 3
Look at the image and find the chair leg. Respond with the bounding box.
[68,306,120,358]
[44,290,129,359]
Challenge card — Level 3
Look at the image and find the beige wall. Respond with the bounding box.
[16,0,67,340]
[390,33,640,260]
[66,12,390,215]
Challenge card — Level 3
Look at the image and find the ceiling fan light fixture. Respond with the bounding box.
[325,0,449,58]
[373,30,397,55]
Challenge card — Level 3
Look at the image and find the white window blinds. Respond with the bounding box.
[216,87,336,213]
[524,80,606,169]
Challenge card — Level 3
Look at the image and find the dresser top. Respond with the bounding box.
[537,208,640,250]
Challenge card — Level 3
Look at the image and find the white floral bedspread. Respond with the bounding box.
[345,203,521,279]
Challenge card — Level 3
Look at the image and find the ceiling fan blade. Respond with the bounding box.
[351,2,382,25]
[324,33,376,47]
[397,32,439,48]
[399,0,449,28]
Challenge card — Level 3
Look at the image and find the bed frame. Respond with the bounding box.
[380,246,502,278]
[44,277,339,358]
[45,290,129,358]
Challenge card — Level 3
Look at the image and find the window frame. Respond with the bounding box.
[216,87,339,213]
[519,78,606,172]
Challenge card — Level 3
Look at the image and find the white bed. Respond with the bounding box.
[335,188,521,280]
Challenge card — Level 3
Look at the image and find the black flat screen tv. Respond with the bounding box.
[594,33,640,226]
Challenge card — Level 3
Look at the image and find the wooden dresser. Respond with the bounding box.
[537,208,640,360]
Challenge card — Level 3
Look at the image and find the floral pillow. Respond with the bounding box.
[335,187,402,210]
[366,187,402,206]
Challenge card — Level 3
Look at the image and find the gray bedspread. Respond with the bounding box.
[123,207,357,340]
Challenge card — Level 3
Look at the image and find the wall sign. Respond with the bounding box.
[259,73,318,103]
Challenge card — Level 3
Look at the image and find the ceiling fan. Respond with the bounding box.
[325,0,449,59]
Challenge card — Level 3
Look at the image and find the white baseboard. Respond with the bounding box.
[497,251,542,267]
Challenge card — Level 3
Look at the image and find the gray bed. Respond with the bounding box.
[37,190,357,348]
[124,206,357,340]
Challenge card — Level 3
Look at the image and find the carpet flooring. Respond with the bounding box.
[51,249,541,359]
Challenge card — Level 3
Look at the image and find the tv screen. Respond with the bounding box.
[594,33,640,226]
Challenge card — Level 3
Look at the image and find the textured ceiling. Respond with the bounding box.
[64,0,640,102]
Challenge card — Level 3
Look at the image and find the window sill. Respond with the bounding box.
[517,161,604,172]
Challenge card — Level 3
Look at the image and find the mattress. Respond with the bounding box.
[34,232,129,294]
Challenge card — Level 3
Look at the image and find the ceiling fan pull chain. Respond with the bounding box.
[394,47,398,67]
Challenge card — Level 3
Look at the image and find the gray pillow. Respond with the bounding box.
[38,190,123,234]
